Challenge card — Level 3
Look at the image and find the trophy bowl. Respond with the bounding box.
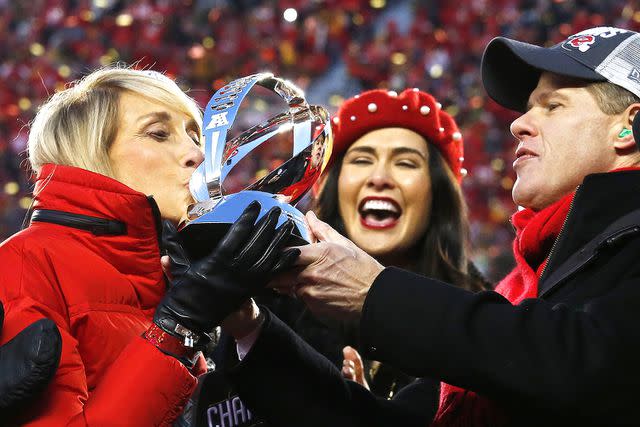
[179,73,333,259]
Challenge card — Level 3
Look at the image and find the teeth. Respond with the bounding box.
[362,200,399,213]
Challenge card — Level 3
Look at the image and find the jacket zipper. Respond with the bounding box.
[539,217,640,297]
[30,209,127,236]
[146,196,164,244]
[538,185,580,283]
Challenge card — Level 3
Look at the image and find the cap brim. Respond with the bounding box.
[481,37,605,112]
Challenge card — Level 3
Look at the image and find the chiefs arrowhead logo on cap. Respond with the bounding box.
[565,35,596,52]
[561,27,629,53]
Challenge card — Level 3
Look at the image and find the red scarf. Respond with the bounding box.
[431,192,574,427]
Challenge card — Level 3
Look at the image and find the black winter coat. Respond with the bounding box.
[228,170,640,427]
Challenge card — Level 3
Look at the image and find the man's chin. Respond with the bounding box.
[512,182,538,210]
[513,192,555,212]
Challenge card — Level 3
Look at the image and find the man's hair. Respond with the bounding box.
[28,66,202,176]
[586,81,640,115]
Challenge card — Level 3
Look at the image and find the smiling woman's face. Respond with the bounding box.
[337,127,432,259]
[108,91,204,224]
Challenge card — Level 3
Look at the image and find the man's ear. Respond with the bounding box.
[615,104,640,150]
[632,105,640,150]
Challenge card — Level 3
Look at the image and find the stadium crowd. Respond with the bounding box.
[1,0,639,281]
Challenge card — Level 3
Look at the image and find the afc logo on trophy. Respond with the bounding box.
[206,112,230,130]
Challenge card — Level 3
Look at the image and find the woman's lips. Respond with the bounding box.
[358,197,402,230]
[360,214,399,229]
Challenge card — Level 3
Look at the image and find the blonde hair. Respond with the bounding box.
[586,81,640,115]
[28,66,202,176]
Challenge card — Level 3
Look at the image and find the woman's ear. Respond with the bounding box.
[614,104,640,151]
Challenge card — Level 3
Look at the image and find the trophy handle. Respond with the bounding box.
[191,73,309,203]
[184,73,333,250]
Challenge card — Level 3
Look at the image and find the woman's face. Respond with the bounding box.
[109,92,204,224]
[338,127,432,259]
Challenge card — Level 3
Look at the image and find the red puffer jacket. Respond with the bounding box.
[0,164,205,426]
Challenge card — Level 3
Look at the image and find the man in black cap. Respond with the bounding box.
[220,26,640,427]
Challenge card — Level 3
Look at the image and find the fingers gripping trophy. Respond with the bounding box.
[180,73,333,257]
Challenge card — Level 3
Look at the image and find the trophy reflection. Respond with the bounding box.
[179,73,333,258]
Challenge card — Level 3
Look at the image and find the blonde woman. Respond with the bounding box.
[0,67,293,425]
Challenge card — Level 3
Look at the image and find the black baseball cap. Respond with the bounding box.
[481,27,640,112]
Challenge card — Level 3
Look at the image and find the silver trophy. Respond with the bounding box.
[179,73,333,257]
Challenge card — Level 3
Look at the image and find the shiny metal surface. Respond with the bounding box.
[181,73,332,250]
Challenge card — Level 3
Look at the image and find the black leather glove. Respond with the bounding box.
[0,301,62,413]
[154,201,299,351]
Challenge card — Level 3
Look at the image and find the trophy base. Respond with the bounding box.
[180,191,310,260]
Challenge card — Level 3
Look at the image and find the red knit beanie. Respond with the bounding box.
[330,89,465,181]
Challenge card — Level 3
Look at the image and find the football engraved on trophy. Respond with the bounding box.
[180,73,333,258]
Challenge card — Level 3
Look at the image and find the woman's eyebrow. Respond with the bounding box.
[347,146,376,155]
[391,147,427,159]
[136,111,172,124]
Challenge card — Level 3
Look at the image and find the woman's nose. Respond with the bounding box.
[365,164,395,190]
[182,142,204,169]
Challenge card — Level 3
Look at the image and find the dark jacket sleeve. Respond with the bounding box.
[359,267,640,415]
[226,308,433,427]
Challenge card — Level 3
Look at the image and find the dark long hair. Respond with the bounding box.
[315,144,489,292]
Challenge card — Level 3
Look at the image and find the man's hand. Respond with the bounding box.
[342,346,370,390]
[221,299,262,341]
[270,211,384,321]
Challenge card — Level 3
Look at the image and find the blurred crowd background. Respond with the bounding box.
[1,0,638,282]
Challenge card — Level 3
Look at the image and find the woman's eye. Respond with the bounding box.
[349,157,373,165]
[396,160,418,168]
[547,103,561,112]
[189,131,201,146]
[148,130,169,141]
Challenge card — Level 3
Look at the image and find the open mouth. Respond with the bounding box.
[358,197,402,229]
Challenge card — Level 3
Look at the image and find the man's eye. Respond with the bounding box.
[547,103,560,111]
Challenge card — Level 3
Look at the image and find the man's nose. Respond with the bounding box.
[510,111,538,140]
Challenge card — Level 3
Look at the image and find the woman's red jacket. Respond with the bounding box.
[0,164,205,426]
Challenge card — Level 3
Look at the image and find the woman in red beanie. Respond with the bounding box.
[314,88,489,412]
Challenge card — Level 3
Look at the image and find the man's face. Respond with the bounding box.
[510,72,619,210]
